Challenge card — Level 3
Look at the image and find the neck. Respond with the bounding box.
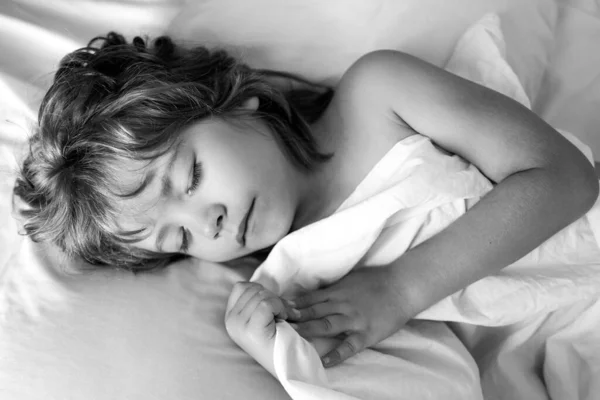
[290,119,343,232]
[291,168,333,232]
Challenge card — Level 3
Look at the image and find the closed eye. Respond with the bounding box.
[180,159,201,254]
[180,226,189,253]
[188,160,202,195]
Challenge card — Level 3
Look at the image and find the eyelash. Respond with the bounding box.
[180,161,202,253]
[180,227,189,253]
[188,161,202,194]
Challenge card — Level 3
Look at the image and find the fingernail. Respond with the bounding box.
[287,299,297,307]
[322,356,330,366]
[292,308,301,318]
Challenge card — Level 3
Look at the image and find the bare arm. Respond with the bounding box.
[343,50,599,317]
[288,50,599,367]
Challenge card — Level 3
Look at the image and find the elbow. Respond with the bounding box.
[557,157,599,217]
[581,165,600,212]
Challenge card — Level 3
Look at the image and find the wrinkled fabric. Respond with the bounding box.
[251,132,600,399]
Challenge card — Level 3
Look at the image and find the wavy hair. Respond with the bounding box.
[14,32,333,272]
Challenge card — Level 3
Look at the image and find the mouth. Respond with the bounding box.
[236,198,255,246]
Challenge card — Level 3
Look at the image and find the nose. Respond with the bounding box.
[203,203,226,239]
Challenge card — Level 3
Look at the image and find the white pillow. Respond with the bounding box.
[167,0,557,100]
[445,13,595,165]
[0,13,557,400]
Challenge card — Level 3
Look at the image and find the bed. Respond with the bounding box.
[1,1,600,399]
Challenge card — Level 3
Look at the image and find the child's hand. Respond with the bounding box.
[287,266,411,368]
[225,282,298,375]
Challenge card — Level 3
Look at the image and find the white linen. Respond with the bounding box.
[249,14,600,400]
[7,0,600,157]
[532,0,600,165]
[166,0,600,160]
[456,295,600,400]
[1,2,600,400]
[252,134,490,400]
[251,135,600,399]
[0,3,293,400]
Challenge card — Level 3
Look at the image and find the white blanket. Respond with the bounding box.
[2,3,600,400]
[250,17,600,400]
[251,135,600,400]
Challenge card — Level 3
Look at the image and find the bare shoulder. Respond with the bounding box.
[334,50,415,105]
[334,50,597,193]
[321,51,418,154]
[333,49,473,133]
[310,51,424,202]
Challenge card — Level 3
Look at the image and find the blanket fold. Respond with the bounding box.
[250,132,600,399]
[247,13,600,400]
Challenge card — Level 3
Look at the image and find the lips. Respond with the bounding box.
[236,198,255,246]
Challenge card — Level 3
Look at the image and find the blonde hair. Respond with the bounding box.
[14,32,333,272]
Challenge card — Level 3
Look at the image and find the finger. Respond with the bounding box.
[226,282,262,315]
[290,290,332,309]
[246,294,290,330]
[263,295,289,321]
[226,282,248,313]
[283,298,303,318]
[292,314,354,338]
[322,334,364,368]
[240,287,273,319]
[243,289,289,321]
[275,297,304,320]
[272,296,303,322]
[282,298,296,309]
[229,284,266,319]
[291,301,351,322]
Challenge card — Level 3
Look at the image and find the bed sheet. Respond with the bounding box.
[532,0,600,167]
[1,1,599,400]
[0,0,182,146]
[247,15,600,399]
[2,0,600,156]
[166,0,600,160]
[2,0,599,159]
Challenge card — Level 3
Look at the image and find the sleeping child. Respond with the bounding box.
[13,33,599,375]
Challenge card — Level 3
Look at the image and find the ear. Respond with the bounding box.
[240,96,259,111]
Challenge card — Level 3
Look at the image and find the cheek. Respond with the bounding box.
[257,192,295,239]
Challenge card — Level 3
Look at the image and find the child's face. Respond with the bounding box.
[120,101,309,263]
